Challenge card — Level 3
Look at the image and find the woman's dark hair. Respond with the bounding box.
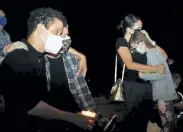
[117,14,140,34]
[129,32,155,49]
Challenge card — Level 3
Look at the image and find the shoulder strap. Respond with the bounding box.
[114,54,125,86]
[120,63,125,86]
[114,55,118,82]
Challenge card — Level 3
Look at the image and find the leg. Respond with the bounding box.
[122,82,146,132]
[27,116,86,132]
[157,100,174,132]
[146,102,161,132]
[123,82,145,117]
[147,101,162,132]
[147,107,162,132]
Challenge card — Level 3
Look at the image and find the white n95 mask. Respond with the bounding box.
[44,35,63,54]
[135,41,146,54]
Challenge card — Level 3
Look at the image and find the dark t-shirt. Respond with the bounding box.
[0,41,48,126]
[44,55,80,113]
[116,37,147,81]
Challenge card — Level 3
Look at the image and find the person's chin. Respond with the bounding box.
[0,26,3,30]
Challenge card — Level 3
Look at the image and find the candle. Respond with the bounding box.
[81,110,96,118]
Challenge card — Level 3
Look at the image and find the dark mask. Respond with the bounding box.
[60,35,72,53]
[134,29,141,33]
[0,16,7,26]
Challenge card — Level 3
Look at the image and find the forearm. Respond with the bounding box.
[28,100,78,121]
[128,62,159,72]
[68,47,85,60]
[140,72,165,81]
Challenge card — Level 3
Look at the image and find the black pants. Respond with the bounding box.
[120,81,154,132]
[6,115,86,132]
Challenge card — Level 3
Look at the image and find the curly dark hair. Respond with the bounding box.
[27,7,68,37]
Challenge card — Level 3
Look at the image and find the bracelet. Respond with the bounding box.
[152,41,156,46]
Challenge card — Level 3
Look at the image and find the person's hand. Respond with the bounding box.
[76,55,87,77]
[140,30,149,36]
[141,30,150,38]
[140,30,153,42]
[5,42,28,54]
[138,71,143,78]
[70,113,95,131]
[156,64,165,74]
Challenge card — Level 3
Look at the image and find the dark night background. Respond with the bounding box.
[1,0,183,96]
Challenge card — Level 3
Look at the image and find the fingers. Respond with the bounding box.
[161,64,165,74]
[76,67,87,77]
[140,30,146,34]
[140,30,149,37]
[6,42,28,53]
[89,119,95,124]
[76,68,81,76]
[157,64,165,74]
[83,69,87,77]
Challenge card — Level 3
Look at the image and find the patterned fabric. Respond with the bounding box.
[44,53,96,112]
[0,29,11,57]
[44,56,51,91]
[157,100,174,132]
[62,53,97,112]
[0,29,11,112]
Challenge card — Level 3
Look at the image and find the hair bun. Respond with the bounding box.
[117,20,123,30]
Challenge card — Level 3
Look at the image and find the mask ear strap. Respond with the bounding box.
[40,25,49,43]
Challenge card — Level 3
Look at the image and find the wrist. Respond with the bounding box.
[156,67,161,73]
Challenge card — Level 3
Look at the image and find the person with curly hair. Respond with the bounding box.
[0,7,95,132]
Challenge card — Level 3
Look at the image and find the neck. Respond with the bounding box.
[28,34,45,53]
[124,32,132,42]
[46,53,61,59]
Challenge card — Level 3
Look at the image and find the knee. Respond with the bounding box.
[157,100,166,113]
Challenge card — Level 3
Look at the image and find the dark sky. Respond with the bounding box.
[1,0,182,94]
